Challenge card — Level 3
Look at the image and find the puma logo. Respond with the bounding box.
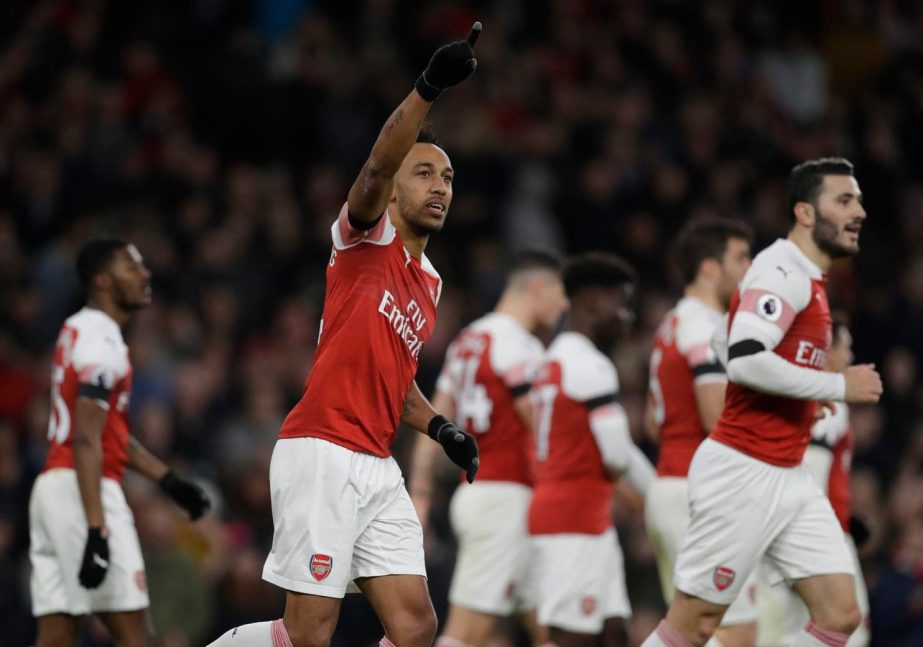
[776,266,790,279]
[93,553,109,569]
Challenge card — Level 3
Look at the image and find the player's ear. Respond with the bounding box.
[793,201,814,228]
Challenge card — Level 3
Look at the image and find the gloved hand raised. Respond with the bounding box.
[428,415,479,483]
[415,21,482,102]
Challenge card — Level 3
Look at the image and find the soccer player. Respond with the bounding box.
[208,23,483,647]
[29,237,211,647]
[644,218,755,646]
[410,250,568,647]
[757,319,870,647]
[529,252,654,647]
[640,157,883,647]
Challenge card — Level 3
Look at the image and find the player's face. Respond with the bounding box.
[811,175,866,259]
[108,245,152,311]
[718,237,751,308]
[827,327,854,373]
[393,143,454,235]
[534,275,568,331]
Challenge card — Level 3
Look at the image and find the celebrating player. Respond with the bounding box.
[645,218,755,646]
[410,250,567,647]
[529,252,654,647]
[209,22,483,647]
[29,237,211,647]
[640,157,883,647]
[757,319,870,646]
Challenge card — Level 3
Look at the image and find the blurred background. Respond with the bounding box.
[1,0,922,645]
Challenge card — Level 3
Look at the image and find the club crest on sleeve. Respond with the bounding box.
[713,566,736,591]
[309,554,332,582]
[756,294,782,322]
[580,595,596,616]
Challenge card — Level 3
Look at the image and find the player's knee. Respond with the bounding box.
[811,600,861,635]
[387,605,437,647]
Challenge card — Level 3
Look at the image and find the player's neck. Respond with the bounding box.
[86,296,130,328]
[391,217,429,258]
[788,229,831,273]
[566,315,599,347]
[684,283,723,313]
[494,295,535,332]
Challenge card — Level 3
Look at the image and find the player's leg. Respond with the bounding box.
[34,613,82,647]
[518,608,548,646]
[712,569,758,647]
[600,616,628,647]
[844,534,869,647]
[791,575,860,642]
[437,605,500,646]
[358,574,437,646]
[644,476,691,604]
[97,609,151,647]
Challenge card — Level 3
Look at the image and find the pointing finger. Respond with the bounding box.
[467,21,482,47]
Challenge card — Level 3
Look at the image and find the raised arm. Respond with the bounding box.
[346,22,481,223]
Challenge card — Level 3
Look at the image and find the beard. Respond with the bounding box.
[812,205,858,259]
[396,193,446,235]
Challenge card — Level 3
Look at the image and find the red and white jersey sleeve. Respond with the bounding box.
[435,313,544,485]
[650,297,726,477]
[810,403,852,533]
[528,332,617,536]
[712,239,835,466]
[44,308,133,482]
[279,203,442,457]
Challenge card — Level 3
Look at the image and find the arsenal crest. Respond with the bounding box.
[310,554,333,582]
[713,566,736,591]
[135,570,147,592]
[580,595,596,616]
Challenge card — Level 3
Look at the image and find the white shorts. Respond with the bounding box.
[757,533,870,647]
[674,439,853,607]
[645,476,757,626]
[29,469,149,617]
[532,529,631,634]
[262,437,426,597]
[448,481,535,615]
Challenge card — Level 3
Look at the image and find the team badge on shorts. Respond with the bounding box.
[580,595,596,616]
[309,554,333,582]
[713,566,736,591]
[135,570,147,592]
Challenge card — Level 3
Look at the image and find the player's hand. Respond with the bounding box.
[843,364,883,404]
[428,415,479,483]
[160,470,211,520]
[79,526,109,589]
[849,514,871,548]
[415,21,481,102]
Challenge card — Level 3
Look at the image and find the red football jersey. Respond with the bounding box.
[528,332,615,535]
[44,308,133,482]
[712,240,833,467]
[436,313,543,485]
[649,297,726,477]
[278,204,442,457]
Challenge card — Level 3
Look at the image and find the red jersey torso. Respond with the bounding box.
[279,204,442,457]
[712,239,832,467]
[44,308,133,482]
[436,313,543,485]
[650,297,726,477]
[529,332,615,535]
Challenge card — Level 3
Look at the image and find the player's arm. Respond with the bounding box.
[346,23,481,223]
[403,380,479,483]
[643,391,659,442]
[587,396,654,496]
[693,381,726,433]
[126,437,210,520]
[408,388,455,528]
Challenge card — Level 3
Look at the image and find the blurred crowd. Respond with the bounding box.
[1,0,923,645]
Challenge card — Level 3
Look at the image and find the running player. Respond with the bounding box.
[757,319,870,647]
[30,237,211,647]
[529,252,654,647]
[645,218,755,646]
[410,250,567,647]
[641,157,883,647]
[209,23,483,647]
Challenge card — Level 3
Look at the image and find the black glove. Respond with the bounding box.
[849,514,871,548]
[428,415,479,483]
[160,470,211,520]
[79,527,109,589]
[415,21,482,102]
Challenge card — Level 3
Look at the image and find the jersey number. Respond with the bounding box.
[47,365,70,444]
[531,384,558,460]
[455,356,493,434]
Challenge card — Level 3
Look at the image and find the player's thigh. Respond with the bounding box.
[357,574,436,646]
[282,590,342,647]
[34,613,82,647]
[448,482,532,616]
[97,609,150,647]
[644,477,691,603]
[600,616,628,647]
[262,438,361,598]
[441,604,501,647]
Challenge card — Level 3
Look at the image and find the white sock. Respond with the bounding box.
[208,620,293,647]
[790,621,849,647]
[640,620,694,647]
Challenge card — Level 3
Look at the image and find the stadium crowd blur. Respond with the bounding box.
[1,0,922,645]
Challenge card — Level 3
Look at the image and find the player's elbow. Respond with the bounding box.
[726,355,759,388]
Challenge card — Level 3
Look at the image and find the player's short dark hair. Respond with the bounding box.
[563,252,636,299]
[76,237,129,289]
[508,249,563,277]
[787,157,855,221]
[417,122,440,147]
[674,217,753,284]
